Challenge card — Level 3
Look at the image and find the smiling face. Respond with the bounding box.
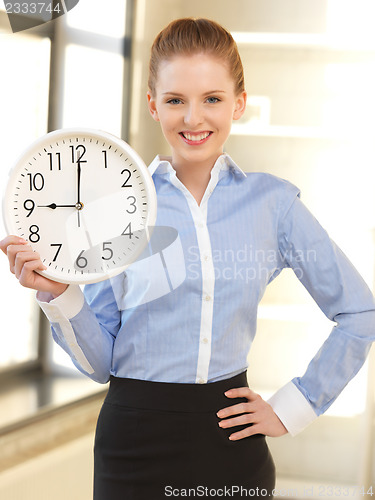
[147,53,247,173]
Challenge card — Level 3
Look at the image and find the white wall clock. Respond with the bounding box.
[2,128,157,284]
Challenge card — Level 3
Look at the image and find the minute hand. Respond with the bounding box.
[77,163,82,205]
[76,162,83,227]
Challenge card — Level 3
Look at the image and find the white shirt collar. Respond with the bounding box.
[148,153,247,179]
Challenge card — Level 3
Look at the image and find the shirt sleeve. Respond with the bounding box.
[37,276,123,383]
[267,191,375,436]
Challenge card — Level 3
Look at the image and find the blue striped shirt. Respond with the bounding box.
[38,154,375,435]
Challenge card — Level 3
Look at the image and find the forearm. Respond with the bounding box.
[268,309,375,436]
[275,194,375,435]
[37,285,116,383]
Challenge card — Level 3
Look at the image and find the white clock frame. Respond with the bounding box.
[2,128,157,284]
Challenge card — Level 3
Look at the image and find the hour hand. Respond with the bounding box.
[37,203,76,209]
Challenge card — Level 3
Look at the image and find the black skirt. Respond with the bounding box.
[94,371,276,499]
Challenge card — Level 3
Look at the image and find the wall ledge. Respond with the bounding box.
[0,391,106,472]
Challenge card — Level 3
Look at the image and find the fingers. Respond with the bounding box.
[0,235,27,256]
[218,412,256,429]
[18,258,46,288]
[217,387,260,418]
[6,243,38,274]
[0,234,46,280]
[217,401,253,419]
[224,387,259,400]
[14,250,46,279]
[216,386,288,440]
[1,235,66,295]
[226,424,263,441]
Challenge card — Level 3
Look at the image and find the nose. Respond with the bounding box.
[184,102,203,128]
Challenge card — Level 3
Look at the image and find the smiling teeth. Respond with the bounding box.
[183,132,210,141]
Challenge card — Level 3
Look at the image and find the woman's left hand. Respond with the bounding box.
[217,387,288,440]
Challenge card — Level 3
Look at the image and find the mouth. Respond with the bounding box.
[179,131,213,145]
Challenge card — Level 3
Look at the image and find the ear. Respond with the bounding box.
[233,90,247,121]
[147,91,160,122]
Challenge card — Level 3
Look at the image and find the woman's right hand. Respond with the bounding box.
[0,235,68,298]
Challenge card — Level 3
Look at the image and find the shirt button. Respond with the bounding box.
[204,295,212,301]
[202,338,209,344]
[198,378,206,384]
[203,254,210,262]
[196,221,205,228]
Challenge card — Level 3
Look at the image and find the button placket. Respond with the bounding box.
[180,181,216,385]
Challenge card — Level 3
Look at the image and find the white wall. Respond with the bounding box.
[129,0,375,488]
[0,433,94,500]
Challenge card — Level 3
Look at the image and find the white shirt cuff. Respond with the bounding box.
[37,285,85,322]
[36,285,93,374]
[267,381,318,436]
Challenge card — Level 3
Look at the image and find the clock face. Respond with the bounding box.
[2,128,157,284]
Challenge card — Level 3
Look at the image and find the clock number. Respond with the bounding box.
[102,150,108,168]
[29,225,40,243]
[70,145,87,165]
[23,199,35,217]
[27,173,44,191]
[47,152,61,170]
[122,222,133,238]
[126,196,137,214]
[102,242,113,260]
[50,243,62,262]
[121,169,132,188]
[75,250,88,269]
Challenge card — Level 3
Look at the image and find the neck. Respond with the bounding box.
[171,155,221,206]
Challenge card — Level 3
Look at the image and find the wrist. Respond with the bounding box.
[51,283,68,299]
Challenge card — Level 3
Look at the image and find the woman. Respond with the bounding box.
[1,18,375,499]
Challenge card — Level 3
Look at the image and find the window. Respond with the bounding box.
[0,0,133,376]
[0,23,51,372]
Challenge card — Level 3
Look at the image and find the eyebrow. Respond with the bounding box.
[162,90,227,96]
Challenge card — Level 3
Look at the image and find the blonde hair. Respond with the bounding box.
[148,18,245,97]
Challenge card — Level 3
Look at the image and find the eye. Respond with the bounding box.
[206,97,220,104]
[166,98,183,105]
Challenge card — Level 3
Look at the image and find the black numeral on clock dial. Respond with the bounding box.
[121,169,132,188]
[47,152,61,170]
[122,222,133,238]
[23,199,35,217]
[102,150,108,168]
[70,145,87,164]
[126,196,137,214]
[102,242,113,260]
[29,225,40,243]
[75,250,88,269]
[51,243,62,261]
[27,173,44,191]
